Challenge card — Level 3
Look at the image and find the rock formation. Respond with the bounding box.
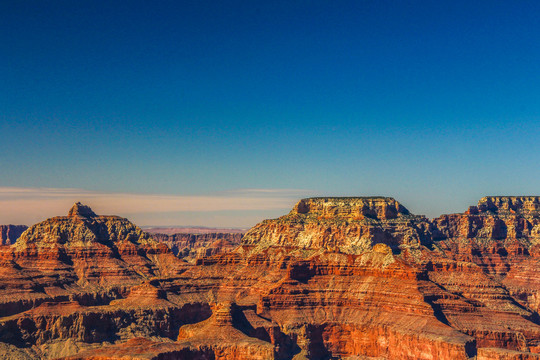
[1,197,540,359]
[242,197,431,254]
[0,225,28,246]
[150,232,243,260]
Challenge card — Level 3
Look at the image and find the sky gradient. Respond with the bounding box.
[1,1,539,227]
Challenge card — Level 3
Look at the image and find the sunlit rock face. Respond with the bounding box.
[2,198,540,359]
[292,197,410,219]
[67,202,98,218]
[476,196,540,215]
[432,196,540,257]
[0,203,181,316]
[242,197,432,254]
[15,202,157,250]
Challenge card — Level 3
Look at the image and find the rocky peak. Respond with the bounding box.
[15,203,156,250]
[473,196,540,216]
[68,202,97,218]
[291,197,410,220]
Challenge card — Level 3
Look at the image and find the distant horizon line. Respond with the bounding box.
[141,225,249,230]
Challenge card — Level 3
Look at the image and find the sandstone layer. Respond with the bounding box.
[0,197,540,359]
[242,197,432,253]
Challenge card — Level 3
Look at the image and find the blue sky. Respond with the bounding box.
[1,1,539,226]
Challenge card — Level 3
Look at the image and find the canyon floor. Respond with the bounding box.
[1,197,540,359]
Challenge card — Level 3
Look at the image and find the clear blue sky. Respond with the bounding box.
[1,1,539,226]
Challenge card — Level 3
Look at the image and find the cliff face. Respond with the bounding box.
[0,225,27,246]
[0,203,182,318]
[292,197,410,219]
[431,196,540,326]
[434,196,540,241]
[431,196,540,273]
[16,202,157,250]
[242,197,431,253]
[5,202,178,284]
[477,196,540,215]
[3,197,540,360]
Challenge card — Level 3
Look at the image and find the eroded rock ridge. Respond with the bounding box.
[0,198,540,359]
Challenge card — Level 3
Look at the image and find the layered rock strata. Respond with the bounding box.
[151,232,243,259]
[242,197,432,253]
[0,197,540,359]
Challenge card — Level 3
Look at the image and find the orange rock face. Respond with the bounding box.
[242,197,432,253]
[2,197,540,359]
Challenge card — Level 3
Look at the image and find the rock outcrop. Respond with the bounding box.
[242,197,432,253]
[0,203,183,319]
[1,197,540,359]
[0,225,28,246]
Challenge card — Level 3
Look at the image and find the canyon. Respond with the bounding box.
[0,196,540,359]
[149,232,243,260]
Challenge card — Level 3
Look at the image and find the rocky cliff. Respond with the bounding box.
[2,197,540,359]
[0,225,28,246]
[242,197,431,253]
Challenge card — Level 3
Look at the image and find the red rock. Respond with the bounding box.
[1,197,540,359]
[242,197,432,254]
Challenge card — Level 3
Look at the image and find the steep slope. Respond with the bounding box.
[3,202,177,287]
[428,196,540,353]
[0,202,189,359]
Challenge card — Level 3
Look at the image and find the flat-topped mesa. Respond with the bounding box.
[242,197,430,254]
[292,197,410,220]
[470,196,540,216]
[14,202,158,250]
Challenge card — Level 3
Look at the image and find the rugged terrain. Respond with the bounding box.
[1,197,540,359]
[0,225,28,246]
[150,232,243,260]
[144,227,246,235]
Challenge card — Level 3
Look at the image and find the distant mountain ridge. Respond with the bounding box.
[143,226,247,235]
[150,232,243,259]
